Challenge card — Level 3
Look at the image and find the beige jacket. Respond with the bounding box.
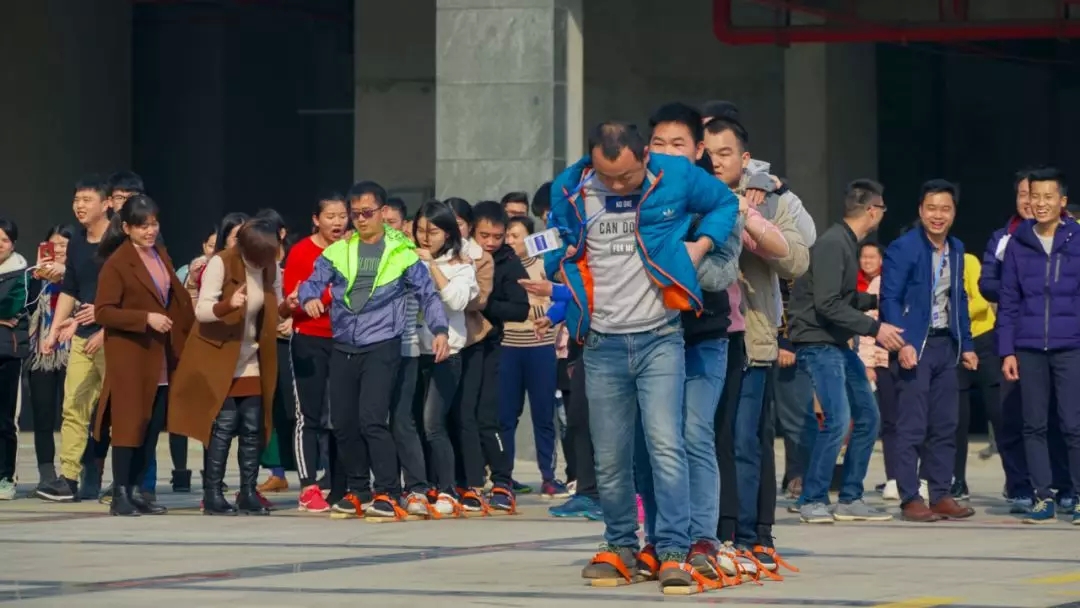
[740,189,811,364]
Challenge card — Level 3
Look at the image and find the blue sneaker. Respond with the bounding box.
[548,494,600,518]
[1023,498,1056,524]
[1057,493,1077,511]
[1008,496,1034,514]
[489,484,516,512]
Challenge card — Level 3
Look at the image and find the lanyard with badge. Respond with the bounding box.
[930,248,948,327]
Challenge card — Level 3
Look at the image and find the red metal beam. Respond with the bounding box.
[715,0,1080,44]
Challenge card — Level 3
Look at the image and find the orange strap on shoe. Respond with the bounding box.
[490,486,518,514]
[590,551,633,583]
[753,545,800,573]
[661,561,722,593]
[738,549,783,582]
[461,489,491,516]
[637,548,660,576]
[344,493,364,517]
[372,494,409,521]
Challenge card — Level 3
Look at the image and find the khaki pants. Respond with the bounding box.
[59,335,106,480]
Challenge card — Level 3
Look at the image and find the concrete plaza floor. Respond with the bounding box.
[1,437,1078,607]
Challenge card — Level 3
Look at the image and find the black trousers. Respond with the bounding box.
[265,337,297,471]
[328,340,400,496]
[716,332,745,543]
[454,341,488,488]
[415,354,463,493]
[392,356,428,493]
[110,386,168,488]
[291,333,342,488]
[557,357,576,483]
[566,350,598,500]
[468,337,513,487]
[955,331,1001,483]
[28,367,64,467]
[0,358,20,480]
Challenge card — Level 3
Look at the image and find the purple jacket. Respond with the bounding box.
[997,218,1080,356]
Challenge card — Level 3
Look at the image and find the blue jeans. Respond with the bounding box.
[796,344,879,505]
[141,453,157,492]
[584,318,689,556]
[734,366,768,544]
[640,338,728,545]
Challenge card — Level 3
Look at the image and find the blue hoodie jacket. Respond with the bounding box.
[880,228,974,359]
[544,154,739,341]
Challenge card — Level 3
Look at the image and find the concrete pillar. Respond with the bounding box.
[435,0,583,202]
[0,0,131,258]
[354,0,436,210]
[784,43,877,228]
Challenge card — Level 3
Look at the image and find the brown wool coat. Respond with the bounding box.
[167,248,278,446]
[93,240,195,447]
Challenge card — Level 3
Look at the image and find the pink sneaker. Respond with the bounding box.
[637,494,645,524]
[298,484,330,513]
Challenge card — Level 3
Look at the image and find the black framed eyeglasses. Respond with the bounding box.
[350,206,383,220]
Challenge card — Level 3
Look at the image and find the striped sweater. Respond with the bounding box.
[502,257,553,348]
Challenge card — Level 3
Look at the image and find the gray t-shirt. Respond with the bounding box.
[1038,233,1054,255]
[583,176,674,334]
[931,248,950,329]
[348,239,385,313]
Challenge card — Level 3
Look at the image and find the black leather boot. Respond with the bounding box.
[129,486,167,515]
[236,398,270,515]
[109,485,139,517]
[171,469,192,493]
[203,408,239,516]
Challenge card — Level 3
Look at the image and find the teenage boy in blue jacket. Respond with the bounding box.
[881,180,977,523]
[998,167,1080,524]
[545,121,738,592]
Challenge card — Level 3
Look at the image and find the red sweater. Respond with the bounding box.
[283,236,333,338]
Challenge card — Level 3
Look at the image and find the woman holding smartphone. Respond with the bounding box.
[93,195,194,516]
[27,225,74,494]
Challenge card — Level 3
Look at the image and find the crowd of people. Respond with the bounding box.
[0,98,1074,595]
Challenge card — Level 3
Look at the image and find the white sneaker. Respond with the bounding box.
[919,479,929,503]
[435,493,458,515]
[717,541,756,578]
[882,479,900,501]
[0,478,15,500]
[405,492,429,516]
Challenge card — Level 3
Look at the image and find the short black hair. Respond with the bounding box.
[500,192,529,209]
[106,170,145,196]
[648,102,704,144]
[255,208,287,233]
[587,122,647,162]
[74,174,109,199]
[346,180,387,206]
[1028,167,1069,196]
[531,181,552,217]
[508,215,535,235]
[0,218,18,243]
[385,196,408,220]
[1014,168,1035,191]
[701,100,741,123]
[919,179,959,206]
[704,117,749,150]
[844,179,885,217]
[472,200,508,229]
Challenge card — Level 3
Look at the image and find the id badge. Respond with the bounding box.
[604,194,640,213]
[931,308,941,327]
[524,228,563,258]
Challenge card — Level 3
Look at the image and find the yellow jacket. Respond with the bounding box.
[963,253,995,338]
